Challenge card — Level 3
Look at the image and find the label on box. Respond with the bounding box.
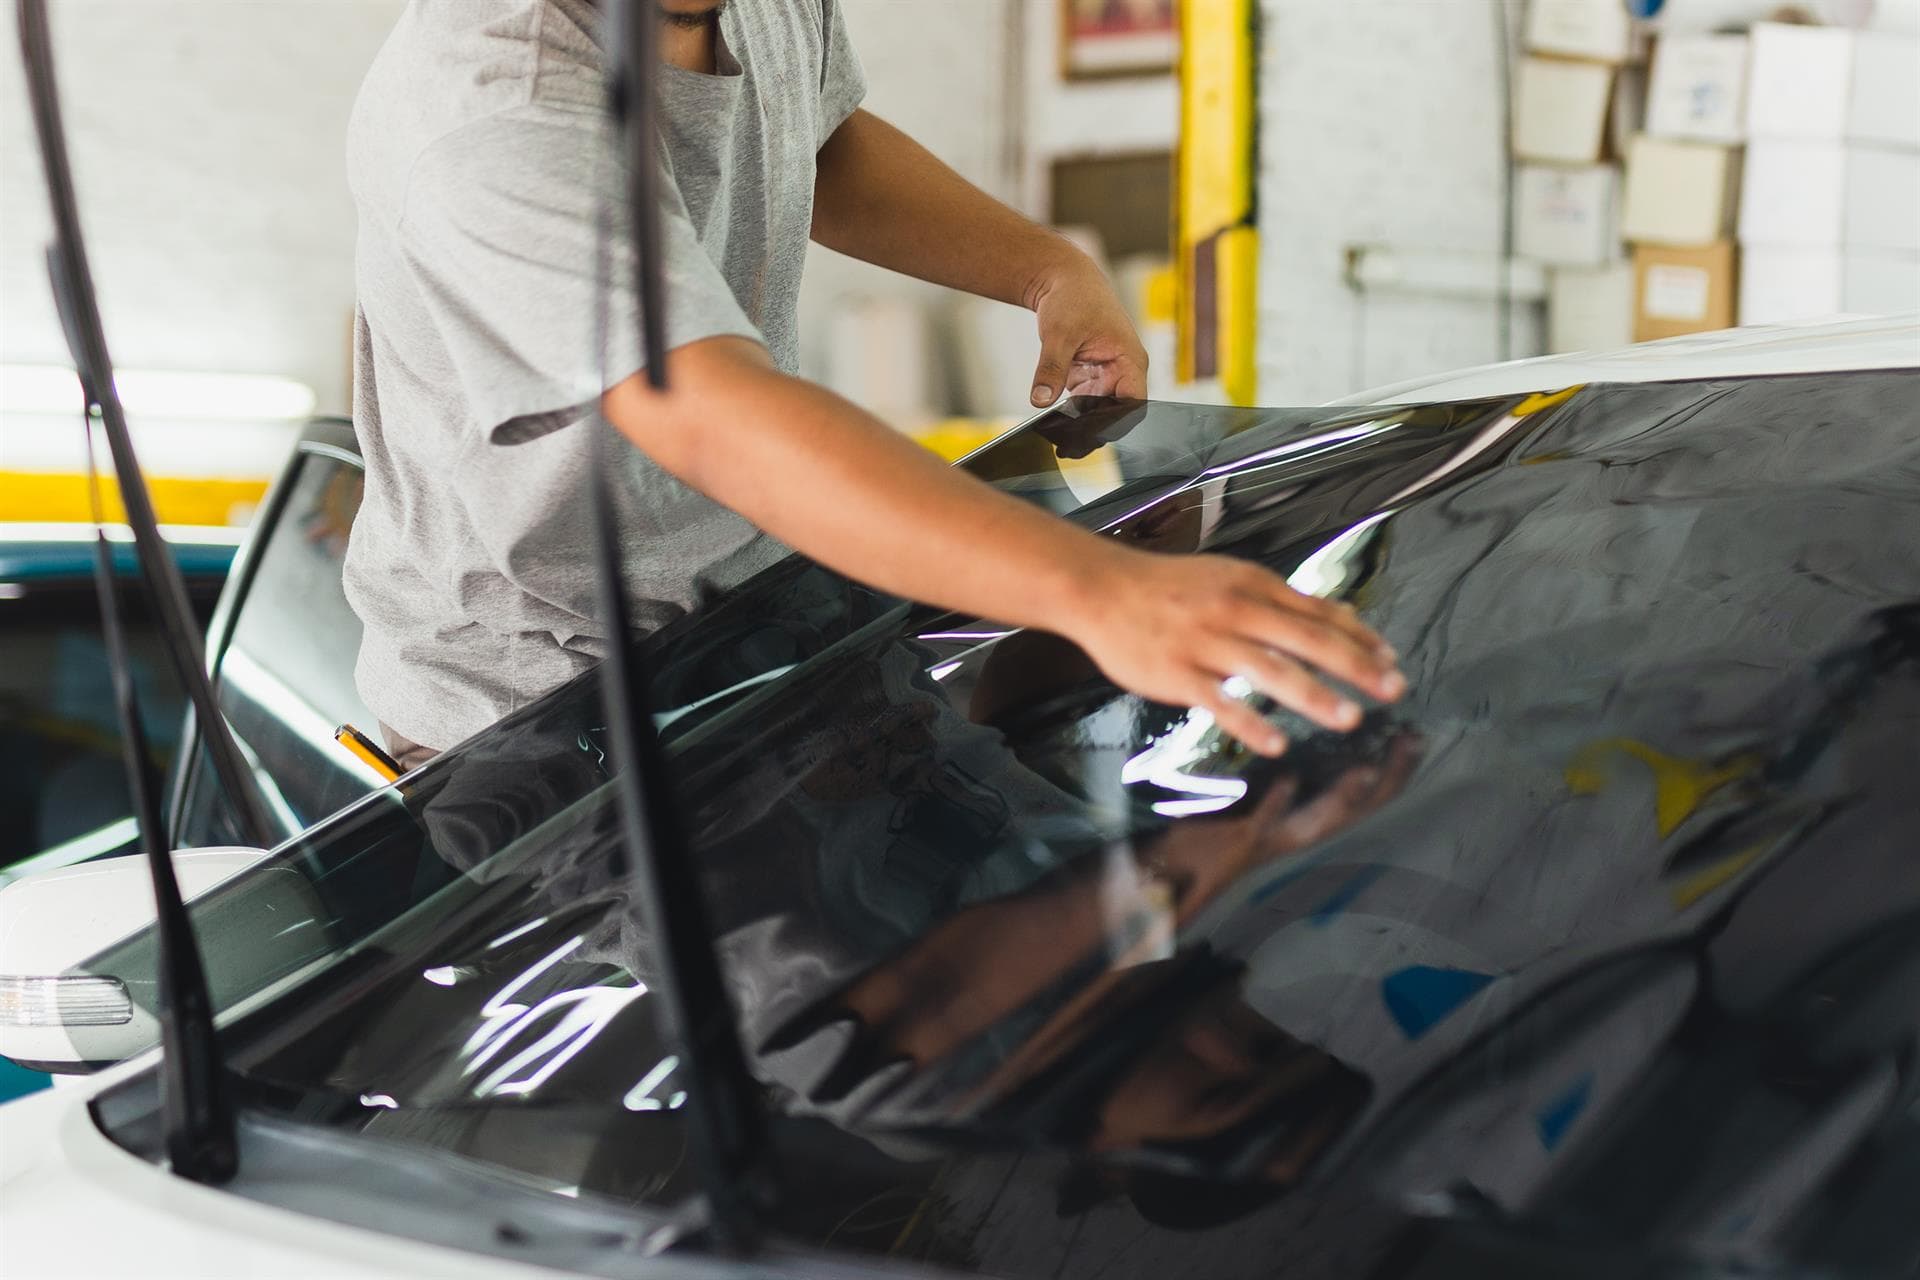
[1516,165,1620,266]
[1527,0,1632,62]
[1647,35,1748,142]
[1645,264,1711,319]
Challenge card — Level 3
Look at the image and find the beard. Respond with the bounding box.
[658,1,724,28]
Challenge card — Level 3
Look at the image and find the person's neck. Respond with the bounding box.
[659,9,718,75]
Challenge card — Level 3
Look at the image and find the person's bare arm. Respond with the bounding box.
[812,108,1145,409]
[604,337,1404,753]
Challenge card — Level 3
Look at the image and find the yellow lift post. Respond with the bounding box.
[1176,0,1259,406]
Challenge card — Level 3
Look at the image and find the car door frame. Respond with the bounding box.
[165,417,364,846]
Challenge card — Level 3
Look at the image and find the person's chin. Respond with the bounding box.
[657,0,725,23]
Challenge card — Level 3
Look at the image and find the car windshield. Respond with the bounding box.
[91,377,1920,1279]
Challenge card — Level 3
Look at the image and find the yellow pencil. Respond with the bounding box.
[334,724,402,783]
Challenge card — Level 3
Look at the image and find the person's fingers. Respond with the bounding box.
[1065,353,1148,400]
[1107,353,1149,400]
[1205,639,1365,732]
[1247,580,1396,659]
[1031,337,1078,408]
[1223,594,1405,705]
[1188,674,1287,756]
[1267,587,1399,666]
[1064,359,1116,398]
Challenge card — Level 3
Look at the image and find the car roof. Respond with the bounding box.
[0,522,242,581]
[1333,312,1920,406]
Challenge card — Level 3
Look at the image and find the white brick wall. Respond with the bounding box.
[1255,0,1543,405]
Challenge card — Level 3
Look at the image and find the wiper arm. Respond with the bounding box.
[15,12,275,854]
[16,0,246,1182]
[591,0,774,1253]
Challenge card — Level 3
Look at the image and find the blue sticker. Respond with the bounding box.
[1381,965,1497,1039]
[1536,1073,1595,1151]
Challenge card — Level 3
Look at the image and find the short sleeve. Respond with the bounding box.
[817,0,867,142]
[400,107,764,445]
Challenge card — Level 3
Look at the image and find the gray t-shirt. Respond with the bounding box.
[343,0,866,750]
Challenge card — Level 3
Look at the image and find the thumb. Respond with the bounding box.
[1030,338,1075,408]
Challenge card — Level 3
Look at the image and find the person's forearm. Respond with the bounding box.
[608,339,1404,756]
[813,109,1086,309]
[605,337,1126,635]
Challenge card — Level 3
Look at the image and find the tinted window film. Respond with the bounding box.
[101,376,1920,1279]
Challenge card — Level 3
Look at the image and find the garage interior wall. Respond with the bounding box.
[1255,0,1544,404]
[0,0,402,419]
[0,0,1032,424]
[794,0,1017,406]
[0,3,1102,423]
[801,0,1180,424]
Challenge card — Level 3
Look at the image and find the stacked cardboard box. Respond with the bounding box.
[1736,22,1920,324]
[1516,0,1640,352]
[1616,29,1751,341]
[1522,5,1919,349]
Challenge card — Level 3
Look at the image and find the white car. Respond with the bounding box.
[4,317,1918,1280]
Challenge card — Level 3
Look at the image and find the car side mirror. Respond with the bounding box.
[0,848,310,1074]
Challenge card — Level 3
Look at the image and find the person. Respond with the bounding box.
[342,0,1405,770]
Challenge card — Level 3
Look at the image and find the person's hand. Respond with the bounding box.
[1026,255,1150,408]
[1065,546,1406,756]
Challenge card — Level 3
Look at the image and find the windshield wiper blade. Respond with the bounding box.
[17,0,247,1182]
[80,500,237,1182]
[590,0,774,1254]
[14,12,275,855]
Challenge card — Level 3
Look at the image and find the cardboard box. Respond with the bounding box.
[1638,0,1880,31]
[1746,23,1920,150]
[1633,241,1737,340]
[1621,135,1742,245]
[1739,246,1920,325]
[1526,0,1634,62]
[1645,34,1749,143]
[1848,30,1920,150]
[1514,57,1618,164]
[1739,139,1920,252]
[1515,165,1622,266]
[1549,263,1635,351]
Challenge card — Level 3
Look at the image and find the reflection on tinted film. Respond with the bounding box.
[98,373,1920,1279]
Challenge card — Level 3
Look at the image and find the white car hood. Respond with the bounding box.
[0,1066,923,1280]
[0,1078,574,1280]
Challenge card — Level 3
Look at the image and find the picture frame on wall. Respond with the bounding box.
[1061,0,1178,80]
